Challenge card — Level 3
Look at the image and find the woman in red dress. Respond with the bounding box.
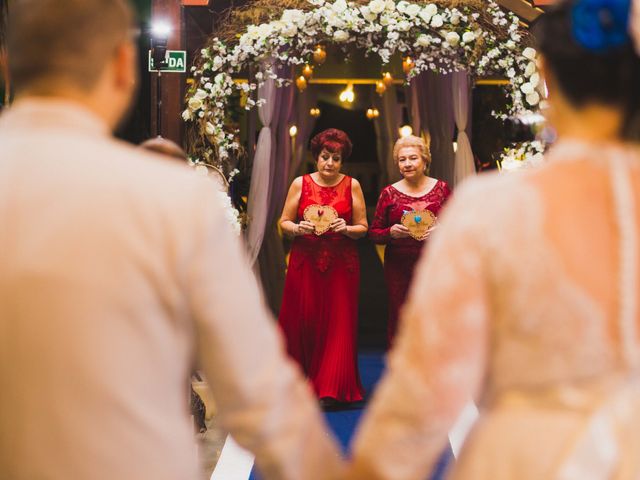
[278,129,368,404]
[369,135,451,346]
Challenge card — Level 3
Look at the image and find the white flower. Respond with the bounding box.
[520,82,535,95]
[451,12,461,25]
[369,0,385,14]
[522,47,537,60]
[506,40,516,50]
[405,4,421,17]
[385,0,395,11]
[333,30,349,42]
[416,34,431,47]
[361,6,377,21]
[397,20,411,31]
[258,23,274,38]
[281,9,305,25]
[524,61,536,77]
[462,31,475,43]
[194,89,208,100]
[526,91,540,106]
[281,23,298,37]
[430,14,444,28]
[529,72,540,87]
[205,122,216,135]
[212,57,223,71]
[332,0,348,13]
[182,109,193,121]
[445,32,460,47]
[188,97,203,111]
[396,1,408,13]
[506,68,516,78]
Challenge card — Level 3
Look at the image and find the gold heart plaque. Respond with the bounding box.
[303,204,339,235]
[401,209,436,241]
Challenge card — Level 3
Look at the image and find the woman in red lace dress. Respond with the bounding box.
[370,135,451,346]
[278,129,368,404]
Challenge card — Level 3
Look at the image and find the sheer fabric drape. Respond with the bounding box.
[452,71,475,184]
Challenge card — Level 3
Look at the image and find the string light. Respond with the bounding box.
[382,72,394,87]
[309,107,321,117]
[375,80,386,96]
[402,56,414,75]
[313,45,327,64]
[302,64,314,79]
[289,125,298,137]
[366,108,380,120]
[295,75,307,92]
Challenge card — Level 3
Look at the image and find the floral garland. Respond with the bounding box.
[498,139,545,173]
[191,162,243,234]
[184,0,544,174]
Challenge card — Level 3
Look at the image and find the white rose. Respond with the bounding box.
[258,23,274,38]
[416,34,431,47]
[205,122,216,135]
[246,25,260,40]
[423,4,437,16]
[462,31,475,43]
[361,6,377,21]
[211,57,223,71]
[369,0,385,14]
[524,61,536,77]
[385,0,395,11]
[529,72,540,87]
[332,0,347,13]
[520,82,534,95]
[445,32,460,47]
[281,24,298,37]
[526,91,540,106]
[522,47,537,60]
[506,68,516,78]
[397,20,411,31]
[405,4,421,17]
[396,1,408,13]
[281,9,304,24]
[451,12,461,25]
[430,14,444,28]
[194,89,208,100]
[333,30,349,42]
[182,109,193,121]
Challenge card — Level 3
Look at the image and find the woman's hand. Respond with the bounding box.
[390,224,411,239]
[330,218,348,235]
[295,221,316,236]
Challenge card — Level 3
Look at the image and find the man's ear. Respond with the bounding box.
[113,41,138,92]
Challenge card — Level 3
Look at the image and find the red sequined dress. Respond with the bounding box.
[278,174,364,402]
[369,180,451,346]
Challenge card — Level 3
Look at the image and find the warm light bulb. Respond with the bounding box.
[375,80,386,96]
[302,64,314,79]
[289,125,298,137]
[339,84,355,103]
[399,125,413,137]
[453,141,458,153]
[382,72,393,87]
[151,21,172,39]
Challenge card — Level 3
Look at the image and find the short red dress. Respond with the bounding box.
[369,180,451,346]
[278,174,364,402]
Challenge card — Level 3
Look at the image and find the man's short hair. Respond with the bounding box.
[8,0,135,94]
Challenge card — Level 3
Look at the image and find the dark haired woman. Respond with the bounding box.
[346,1,640,478]
[279,128,368,404]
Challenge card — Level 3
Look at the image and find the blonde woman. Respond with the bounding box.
[369,135,451,346]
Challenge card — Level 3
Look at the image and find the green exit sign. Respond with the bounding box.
[148,50,187,73]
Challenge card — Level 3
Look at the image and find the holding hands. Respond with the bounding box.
[330,217,348,235]
[295,221,316,236]
[390,223,411,239]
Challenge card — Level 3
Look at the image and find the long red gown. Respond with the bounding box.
[279,174,364,402]
[369,181,451,346]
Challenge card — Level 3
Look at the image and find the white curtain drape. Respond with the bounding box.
[246,71,276,265]
[425,72,455,185]
[452,71,475,185]
[373,87,402,187]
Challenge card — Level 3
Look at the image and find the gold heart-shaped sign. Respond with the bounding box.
[401,209,436,241]
[303,204,339,236]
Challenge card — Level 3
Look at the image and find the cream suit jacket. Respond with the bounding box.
[0,99,343,480]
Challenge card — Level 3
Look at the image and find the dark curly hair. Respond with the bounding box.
[532,0,640,140]
[310,128,353,160]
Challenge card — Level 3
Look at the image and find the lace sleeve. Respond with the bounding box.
[347,183,490,480]
[369,187,393,244]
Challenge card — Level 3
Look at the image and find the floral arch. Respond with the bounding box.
[183,0,542,176]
